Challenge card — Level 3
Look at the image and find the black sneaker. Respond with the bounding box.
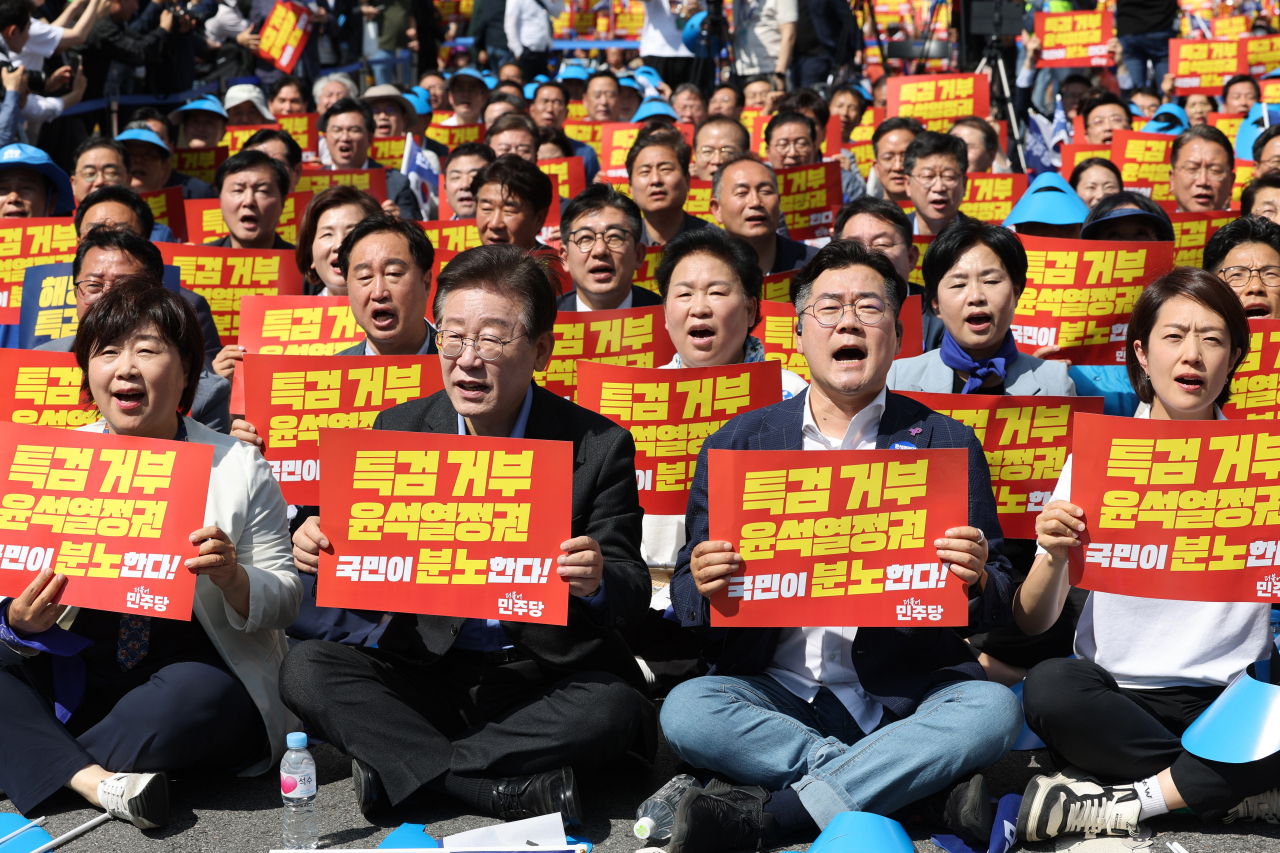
[352,757,386,818]
[669,779,769,853]
[491,766,582,829]
[1018,767,1142,842]
[944,773,993,844]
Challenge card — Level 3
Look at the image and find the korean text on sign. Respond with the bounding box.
[1034,11,1113,67]
[0,422,213,618]
[898,393,1104,538]
[577,361,783,515]
[242,354,444,504]
[0,350,96,430]
[776,163,841,241]
[532,305,677,400]
[295,169,388,202]
[257,0,311,73]
[158,244,303,345]
[317,429,573,624]
[1171,211,1235,269]
[1070,412,1280,602]
[1224,319,1280,420]
[707,448,971,627]
[0,218,77,323]
[1011,235,1175,365]
[1171,39,1248,96]
[885,74,991,132]
[960,174,1028,223]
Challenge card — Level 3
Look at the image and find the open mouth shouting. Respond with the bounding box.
[1174,372,1206,393]
[586,259,616,284]
[964,310,993,335]
[369,303,399,333]
[112,385,146,413]
[1244,301,1273,319]
[453,375,491,402]
[687,322,717,351]
[831,343,867,363]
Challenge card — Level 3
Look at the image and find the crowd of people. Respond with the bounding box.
[1,9,1280,851]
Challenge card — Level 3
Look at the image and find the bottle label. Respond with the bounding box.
[281,770,316,798]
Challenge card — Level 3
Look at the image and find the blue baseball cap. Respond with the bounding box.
[115,128,171,155]
[631,97,679,122]
[558,64,589,82]
[0,143,74,214]
[1142,103,1188,137]
[448,67,488,90]
[167,94,228,125]
[618,76,643,93]
[1003,172,1089,227]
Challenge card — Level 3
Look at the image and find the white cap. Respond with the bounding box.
[633,817,656,839]
[224,84,275,123]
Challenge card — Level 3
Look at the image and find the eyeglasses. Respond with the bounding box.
[327,125,368,139]
[770,138,812,154]
[76,166,125,182]
[568,229,633,253]
[804,296,887,327]
[435,330,531,360]
[1253,206,1280,219]
[1259,157,1280,172]
[697,145,740,159]
[75,279,108,298]
[1088,114,1131,128]
[910,172,962,188]
[1220,265,1280,287]
[1176,162,1231,181]
[876,151,906,165]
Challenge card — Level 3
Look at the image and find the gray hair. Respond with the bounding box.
[711,153,776,202]
[312,73,358,105]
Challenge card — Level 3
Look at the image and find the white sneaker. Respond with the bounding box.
[96,772,169,828]
[1018,767,1142,842]
[1224,788,1280,824]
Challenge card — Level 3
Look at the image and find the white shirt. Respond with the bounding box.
[576,289,633,312]
[21,20,62,65]
[504,0,564,57]
[638,0,693,58]
[762,386,887,735]
[1039,407,1273,689]
[733,0,797,75]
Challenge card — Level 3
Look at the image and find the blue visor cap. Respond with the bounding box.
[115,128,171,154]
[1236,103,1280,161]
[558,64,589,82]
[404,91,432,116]
[1080,207,1176,242]
[1182,661,1280,763]
[1003,171,1090,227]
[619,76,643,92]
[1143,104,1188,136]
[168,94,228,125]
[631,98,679,122]
[0,143,74,214]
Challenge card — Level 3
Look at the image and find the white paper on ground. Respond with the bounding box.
[442,812,567,847]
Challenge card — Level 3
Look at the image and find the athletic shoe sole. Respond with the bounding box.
[124,772,170,829]
[1018,768,1094,843]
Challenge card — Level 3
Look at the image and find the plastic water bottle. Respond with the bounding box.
[633,774,698,843]
[281,731,319,849]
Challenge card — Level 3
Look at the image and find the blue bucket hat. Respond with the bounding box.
[1003,171,1090,227]
[1236,102,1280,161]
[0,144,74,215]
[167,94,228,125]
[558,64,589,82]
[404,90,432,116]
[115,127,171,155]
[630,97,679,122]
[1142,103,1188,137]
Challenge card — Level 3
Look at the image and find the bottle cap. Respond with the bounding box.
[286,732,308,749]
[633,817,656,839]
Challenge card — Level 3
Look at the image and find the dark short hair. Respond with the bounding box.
[432,244,560,340]
[268,75,310,110]
[921,217,1027,308]
[74,276,204,416]
[122,119,173,161]
[1069,156,1123,190]
[1224,74,1261,102]
[536,127,574,159]
[586,70,620,91]
[711,153,774,200]
[834,196,913,247]
[0,0,34,36]
[74,185,154,237]
[694,114,750,151]
[485,90,528,115]
[337,213,435,280]
[776,88,829,134]
[215,148,290,197]
[321,97,375,135]
[1203,214,1280,272]
[295,185,382,286]
[244,128,303,168]
[1171,125,1235,169]
[903,130,968,177]
[562,182,643,240]
[1126,267,1250,408]
[950,116,998,155]
[533,81,569,103]
[129,107,176,147]
[495,80,525,97]
[1084,190,1173,236]
[1061,74,1092,91]
[1080,89,1129,127]
[1242,173,1280,216]
[792,238,908,331]
[487,111,538,142]
[672,83,707,107]
[470,154,554,214]
[765,110,817,144]
[712,83,743,108]
[626,127,691,178]
[73,136,131,173]
[655,228,764,331]
[1254,124,1280,163]
[72,226,164,281]
[446,141,497,170]
[871,117,924,155]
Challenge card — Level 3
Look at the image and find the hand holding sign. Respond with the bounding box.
[691,540,741,598]
[6,568,68,635]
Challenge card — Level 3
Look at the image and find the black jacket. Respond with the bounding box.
[205,233,296,249]
[82,17,171,102]
[167,169,218,200]
[555,284,663,312]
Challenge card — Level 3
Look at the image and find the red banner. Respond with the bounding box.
[0,422,213,618]
[220,124,282,156]
[424,124,486,151]
[577,361,783,515]
[1110,131,1174,204]
[562,120,606,157]
[1071,412,1280,603]
[1059,144,1111,179]
[960,173,1029,223]
[1170,210,1235,268]
[538,157,587,202]
[140,186,188,243]
[257,0,311,73]
[417,219,482,254]
[1171,39,1248,96]
[1208,113,1245,148]
[532,305,677,400]
[184,191,313,246]
[776,162,841,241]
[317,429,574,623]
[849,108,881,178]
[1035,11,1114,67]
[0,350,96,429]
[599,123,642,178]
[278,113,319,161]
[371,137,407,171]
[296,169,388,202]
[172,146,228,185]
[1011,235,1176,364]
[1224,318,1280,420]
[885,74,991,132]
[0,218,77,325]
[1245,34,1280,76]
[157,244,304,345]
[707,447,971,627]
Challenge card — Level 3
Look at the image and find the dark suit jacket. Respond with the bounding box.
[205,234,296,250]
[384,167,423,221]
[555,284,663,312]
[375,385,652,693]
[167,169,218,200]
[670,390,1015,722]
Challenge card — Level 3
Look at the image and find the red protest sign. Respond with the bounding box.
[172,146,228,185]
[1171,39,1247,95]
[849,108,882,178]
[158,244,303,345]
[316,428,574,623]
[140,186,188,243]
[1224,319,1280,419]
[1214,14,1250,39]
[243,354,444,504]
[707,447,970,627]
[885,74,990,132]
[424,124,486,151]
[1059,144,1111,179]
[1070,412,1280,603]
[562,120,606,157]
[0,350,96,429]
[1011,235,1176,364]
[221,124,282,156]
[1208,113,1246,148]
[257,0,311,73]
[960,173,1029,223]
[417,219,482,254]
[0,218,77,324]
[1245,34,1280,75]
[632,246,662,295]
[776,162,841,241]
[278,113,320,161]
[577,361,783,515]
[0,422,213,618]
[532,305,677,400]
[538,157,587,202]
[1110,130,1174,193]
[684,178,718,225]
[184,191,313,246]
[1035,11,1114,67]
[899,393,1104,538]
[909,235,933,289]
[1170,210,1236,267]
[371,137,407,171]
[296,169,388,202]
[599,123,642,178]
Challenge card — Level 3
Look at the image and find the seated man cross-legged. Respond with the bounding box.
[658,239,1024,851]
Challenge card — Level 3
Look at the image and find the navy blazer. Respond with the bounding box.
[670,389,1015,722]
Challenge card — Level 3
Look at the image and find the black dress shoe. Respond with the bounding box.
[669,779,769,853]
[352,757,386,818]
[491,766,582,828]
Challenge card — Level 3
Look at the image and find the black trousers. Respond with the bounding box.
[517,51,550,83]
[1023,657,1280,814]
[644,56,698,90]
[278,641,655,805]
[0,645,267,814]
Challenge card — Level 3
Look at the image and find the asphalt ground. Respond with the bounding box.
[4,733,1280,853]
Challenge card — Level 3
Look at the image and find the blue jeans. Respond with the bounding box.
[368,48,411,87]
[1119,31,1177,89]
[660,674,1022,828]
[792,54,832,90]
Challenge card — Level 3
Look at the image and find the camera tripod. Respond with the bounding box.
[971,1,1026,170]
[691,0,732,92]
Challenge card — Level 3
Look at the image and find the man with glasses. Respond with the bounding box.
[35,227,232,431]
[556,183,659,310]
[656,237,1020,852]
[362,84,417,140]
[282,237,654,827]
[529,82,601,181]
[903,131,968,237]
[628,128,709,247]
[1243,173,1280,224]
[691,116,750,182]
[868,117,924,203]
[321,97,422,220]
[70,137,130,207]
[0,143,74,218]
[1080,92,1132,146]
[711,154,817,274]
[487,113,539,163]
[764,111,818,172]
[1253,126,1280,179]
[1204,213,1280,321]
[1169,125,1235,213]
